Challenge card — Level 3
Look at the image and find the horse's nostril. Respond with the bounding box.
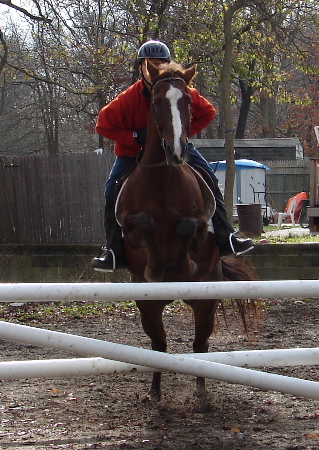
[165,145,183,165]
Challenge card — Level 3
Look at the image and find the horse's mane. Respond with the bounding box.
[156,61,190,83]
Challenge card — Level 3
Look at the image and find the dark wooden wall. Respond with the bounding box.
[0,152,115,244]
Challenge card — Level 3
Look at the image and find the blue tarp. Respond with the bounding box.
[209,159,270,171]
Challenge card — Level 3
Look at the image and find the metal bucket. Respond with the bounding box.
[236,203,262,237]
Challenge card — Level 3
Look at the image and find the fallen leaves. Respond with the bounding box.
[306,433,319,439]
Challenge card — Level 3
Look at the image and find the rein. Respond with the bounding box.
[137,159,169,168]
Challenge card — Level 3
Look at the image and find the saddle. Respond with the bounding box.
[114,162,216,226]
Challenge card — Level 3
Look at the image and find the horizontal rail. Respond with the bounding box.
[0,280,319,302]
[2,347,319,380]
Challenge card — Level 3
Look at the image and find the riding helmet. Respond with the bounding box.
[137,40,171,63]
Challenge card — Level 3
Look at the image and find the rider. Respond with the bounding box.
[92,40,254,272]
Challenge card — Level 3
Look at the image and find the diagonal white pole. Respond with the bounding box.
[2,321,319,400]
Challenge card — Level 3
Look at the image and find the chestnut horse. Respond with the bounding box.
[116,60,254,400]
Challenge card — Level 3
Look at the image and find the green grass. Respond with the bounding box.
[0,298,191,325]
[0,300,133,324]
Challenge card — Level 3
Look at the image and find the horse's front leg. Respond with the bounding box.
[136,299,171,401]
[185,299,219,393]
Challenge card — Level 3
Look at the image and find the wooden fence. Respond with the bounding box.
[0,152,311,245]
[0,152,115,244]
[260,159,310,211]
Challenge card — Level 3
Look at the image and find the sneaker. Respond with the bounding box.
[92,248,126,272]
[229,232,254,256]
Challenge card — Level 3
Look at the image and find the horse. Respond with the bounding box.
[116,60,255,400]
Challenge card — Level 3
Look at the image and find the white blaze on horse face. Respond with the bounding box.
[166,85,183,157]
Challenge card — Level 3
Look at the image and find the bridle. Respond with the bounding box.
[151,76,187,90]
[137,75,192,168]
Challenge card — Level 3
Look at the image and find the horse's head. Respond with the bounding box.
[147,60,196,166]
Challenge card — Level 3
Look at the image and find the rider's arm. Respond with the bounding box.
[96,99,142,155]
[96,81,149,157]
[189,88,216,137]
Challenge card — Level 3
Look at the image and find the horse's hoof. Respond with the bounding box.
[196,387,208,400]
[143,388,161,402]
[195,378,209,401]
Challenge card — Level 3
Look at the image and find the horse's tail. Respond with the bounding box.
[221,255,257,282]
[220,256,260,336]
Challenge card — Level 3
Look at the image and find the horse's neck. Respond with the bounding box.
[140,114,166,166]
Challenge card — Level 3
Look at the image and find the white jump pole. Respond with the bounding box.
[0,280,319,303]
[0,358,151,380]
[2,347,319,381]
[2,321,319,400]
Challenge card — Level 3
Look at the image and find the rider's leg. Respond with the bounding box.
[187,142,254,256]
[92,156,136,272]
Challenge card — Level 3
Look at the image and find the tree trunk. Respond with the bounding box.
[259,49,277,137]
[235,80,254,139]
[260,93,276,137]
[220,6,236,221]
[220,0,249,221]
[217,81,225,139]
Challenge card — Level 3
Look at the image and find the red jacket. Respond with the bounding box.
[96,79,216,158]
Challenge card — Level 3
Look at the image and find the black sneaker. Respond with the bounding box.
[229,232,254,256]
[92,248,126,272]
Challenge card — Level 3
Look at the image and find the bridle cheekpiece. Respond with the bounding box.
[151,76,190,153]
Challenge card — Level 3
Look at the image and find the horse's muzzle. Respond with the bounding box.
[144,259,198,282]
[164,141,188,165]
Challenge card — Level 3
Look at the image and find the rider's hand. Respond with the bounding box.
[135,128,147,146]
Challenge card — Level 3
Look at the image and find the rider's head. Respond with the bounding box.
[137,40,171,64]
[137,40,171,87]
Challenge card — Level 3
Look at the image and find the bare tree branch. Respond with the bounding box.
[6,61,91,95]
[0,0,52,23]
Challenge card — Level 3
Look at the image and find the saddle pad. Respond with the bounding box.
[115,178,127,227]
[187,165,216,220]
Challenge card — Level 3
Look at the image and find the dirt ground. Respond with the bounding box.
[2,297,319,450]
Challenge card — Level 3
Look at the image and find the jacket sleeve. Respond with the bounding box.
[96,95,141,153]
[189,88,216,137]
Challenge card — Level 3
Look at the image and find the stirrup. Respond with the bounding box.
[93,247,116,273]
[229,232,254,256]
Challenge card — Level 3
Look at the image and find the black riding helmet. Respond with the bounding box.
[137,40,171,63]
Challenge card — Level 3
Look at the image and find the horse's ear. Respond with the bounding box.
[184,64,196,85]
[146,59,160,82]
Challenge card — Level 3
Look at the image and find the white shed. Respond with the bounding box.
[209,159,270,206]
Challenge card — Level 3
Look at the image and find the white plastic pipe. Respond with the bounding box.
[0,358,150,380]
[0,280,319,303]
[2,321,319,399]
[2,347,319,381]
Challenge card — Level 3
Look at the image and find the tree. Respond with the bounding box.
[0,0,51,75]
[0,0,176,153]
[219,0,251,220]
[2,0,319,164]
